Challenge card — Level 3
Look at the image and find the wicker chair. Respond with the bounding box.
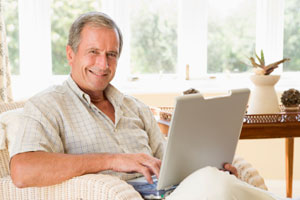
[0,101,142,200]
[0,101,267,200]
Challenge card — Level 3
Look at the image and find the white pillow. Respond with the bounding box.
[0,108,23,152]
[0,123,6,150]
[166,166,278,200]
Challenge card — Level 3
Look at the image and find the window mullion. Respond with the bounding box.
[178,0,208,80]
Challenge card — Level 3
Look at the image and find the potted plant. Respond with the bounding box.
[281,88,300,112]
[246,50,290,114]
[248,50,290,75]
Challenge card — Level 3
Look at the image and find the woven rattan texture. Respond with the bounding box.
[0,174,142,200]
[0,101,142,200]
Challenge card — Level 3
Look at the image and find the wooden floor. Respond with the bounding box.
[265,180,300,198]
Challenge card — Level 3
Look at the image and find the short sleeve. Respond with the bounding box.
[138,103,166,160]
[9,100,64,159]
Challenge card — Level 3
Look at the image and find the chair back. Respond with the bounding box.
[0,101,25,177]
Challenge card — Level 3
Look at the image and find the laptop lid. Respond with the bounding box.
[157,88,250,190]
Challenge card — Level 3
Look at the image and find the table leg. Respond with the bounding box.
[285,138,294,198]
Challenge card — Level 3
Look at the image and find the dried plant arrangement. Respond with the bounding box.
[281,88,300,107]
[248,50,290,75]
[183,88,199,95]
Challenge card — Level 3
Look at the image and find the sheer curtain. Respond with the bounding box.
[256,0,284,73]
[18,0,52,93]
[0,0,13,102]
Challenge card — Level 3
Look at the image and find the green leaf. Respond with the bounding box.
[255,51,263,66]
[260,50,265,66]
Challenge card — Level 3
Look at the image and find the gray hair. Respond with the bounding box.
[68,12,123,56]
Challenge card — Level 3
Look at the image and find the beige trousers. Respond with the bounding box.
[167,166,288,200]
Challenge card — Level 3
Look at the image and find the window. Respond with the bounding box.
[129,0,177,75]
[51,0,102,75]
[3,0,19,75]
[3,0,298,99]
[207,0,256,73]
[283,0,300,72]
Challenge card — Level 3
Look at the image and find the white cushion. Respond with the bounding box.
[0,123,5,150]
[166,166,280,200]
[0,108,23,151]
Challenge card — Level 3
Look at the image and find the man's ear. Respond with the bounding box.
[66,45,75,66]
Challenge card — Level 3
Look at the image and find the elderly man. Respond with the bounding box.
[9,11,281,200]
[10,11,168,187]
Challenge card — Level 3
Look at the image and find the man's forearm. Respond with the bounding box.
[10,151,161,188]
[10,151,113,188]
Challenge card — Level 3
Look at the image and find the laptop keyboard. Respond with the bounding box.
[131,178,158,191]
[127,176,177,199]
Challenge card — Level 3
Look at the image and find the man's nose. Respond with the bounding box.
[95,54,109,70]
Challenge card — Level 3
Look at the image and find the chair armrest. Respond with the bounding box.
[233,156,268,190]
[0,174,142,200]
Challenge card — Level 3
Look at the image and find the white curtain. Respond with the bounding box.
[256,0,284,73]
[18,0,52,90]
[0,0,13,102]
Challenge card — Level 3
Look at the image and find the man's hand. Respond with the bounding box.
[110,153,161,184]
[223,163,238,177]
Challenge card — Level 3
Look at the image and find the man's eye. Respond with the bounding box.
[90,50,98,54]
[107,52,117,58]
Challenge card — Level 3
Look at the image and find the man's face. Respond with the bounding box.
[67,25,120,94]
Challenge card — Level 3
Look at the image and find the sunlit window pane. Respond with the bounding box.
[51,0,101,75]
[207,0,256,73]
[283,0,300,72]
[4,0,19,75]
[130,0,177,74]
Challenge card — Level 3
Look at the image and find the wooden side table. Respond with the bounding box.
[156,107,300,198]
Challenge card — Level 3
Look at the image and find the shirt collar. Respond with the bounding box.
[66,75,124,106]
[104,84,124,107]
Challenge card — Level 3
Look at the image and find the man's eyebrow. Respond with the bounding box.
[85,48,119,55]
[86,47,99,52]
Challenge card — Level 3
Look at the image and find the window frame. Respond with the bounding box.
[11,0,297,100]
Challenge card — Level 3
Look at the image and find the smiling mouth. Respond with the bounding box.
[88,69,108,77]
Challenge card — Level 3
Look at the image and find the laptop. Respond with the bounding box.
[127,88,250,199]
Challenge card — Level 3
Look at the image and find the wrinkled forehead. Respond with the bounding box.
[78,26,119,53]
[80,23,120,50]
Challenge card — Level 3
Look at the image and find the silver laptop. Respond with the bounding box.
[128,88,250,199]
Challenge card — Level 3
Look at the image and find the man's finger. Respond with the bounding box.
[223,163,238,177]
[140,166,153,184]
[147,159,161,178]
[140,154,161,179]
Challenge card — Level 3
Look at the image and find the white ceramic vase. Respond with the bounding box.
[247,75,280,114]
